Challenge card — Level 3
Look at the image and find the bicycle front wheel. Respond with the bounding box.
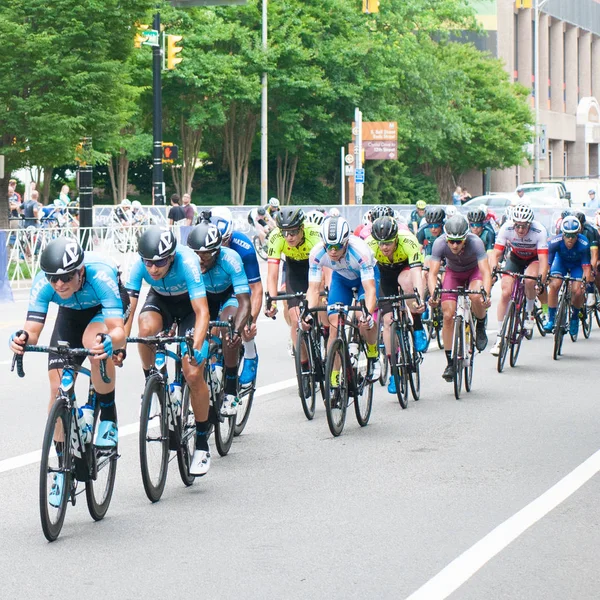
[377,317,389,386]
[464,320,475,392]
[405,325,421,401]
[582,305,592,339]
[553,296,567,360]
[390,322,408,409]
[295,330,316,420]
[176,383,196,487]
[324,338,349,437]
[39,398,71,542]
[354,340,373,427]
[86,412,118,521]
[139,376,169,502]
[534,300,547,337]
[253,236,268,260]
[453,318,464,400]
[497,303,513,373]
[234,381,255,436]
[509,303,525,368]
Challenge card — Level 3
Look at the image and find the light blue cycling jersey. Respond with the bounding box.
[126,245,206,299]
[308,236,375,283]
[202,247,250,295]
[27,252,123,323]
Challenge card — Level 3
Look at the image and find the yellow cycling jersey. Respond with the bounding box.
[366,232,424,269]
[267,222,322,263]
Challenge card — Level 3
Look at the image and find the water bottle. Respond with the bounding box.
[77,405,94,445]
[211,357,223,391]
[169,382,182,417]
[348,342,359,368]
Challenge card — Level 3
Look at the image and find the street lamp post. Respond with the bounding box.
[261,0,268,205]
[533,0,549,183]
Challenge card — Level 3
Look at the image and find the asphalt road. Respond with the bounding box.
[1,282,600,600]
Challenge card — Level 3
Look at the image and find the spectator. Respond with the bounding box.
[516,186,525,199]
[167,194,187,225]
[181,192,195,225]
[9,179,22,203]
[587,189,598,210]
[59,184,70,205]
[461,188,472,204]
[452,186,462,206]
[8,183,21,227]
[21,190,41,227]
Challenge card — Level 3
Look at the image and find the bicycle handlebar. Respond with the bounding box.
[434,287,489,303]
[379,288,422,306]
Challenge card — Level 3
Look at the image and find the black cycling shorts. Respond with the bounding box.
[48,305,102,371]
[378,263,410,315]
[140,289,196,335]
[285,259,310,309]
[206,286,237,321]
[504,253,537,275]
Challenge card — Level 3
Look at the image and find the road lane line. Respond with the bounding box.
[405,448,600,600]
[0,377,297,475]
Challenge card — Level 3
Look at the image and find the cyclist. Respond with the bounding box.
[264,207,323,388]
[467,208,495,252]
[410,200,427,234]
[305,209,326,227]
[10,238,126,458]
[573,211,599,307]
[264,197,281,220]
[187,221,251,416]
[248,206,273,246]
[417,206,446,259]
[211,206,263,383]
[367,216,426,393]
[306,216,381,382]
[488,203,549,355]
[353,209,373,238]
[544,216,592,336]
[123,227,211,476]
[428,215,492,381]
[114,199,132,226]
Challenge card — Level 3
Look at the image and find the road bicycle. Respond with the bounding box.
[12,342,115,542]
[127,328,198,502]
[493,269,542,372]
[376,309,390,386]
[549,274,586,360]
[323,297,374,437]
[435,286,487,400]
[265,291,327,420]
[378,289,423,409]
[422,266,444,350]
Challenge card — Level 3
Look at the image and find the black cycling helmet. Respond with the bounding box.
[257,207,266,216]
[187,222,222,252]
[561,209,572,220]
[574,211,586,226]
[40,238,84,275]
[425,206,445,225]
[371,216,398,242]
[371,205,394,221]
[276,206,305,230]
[443,215,469,239]
[138,226,177,261]
[467,208,486,223]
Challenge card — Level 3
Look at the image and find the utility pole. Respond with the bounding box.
[354,107,364,205]
[152,11,165,205]
[78,137,93,248]
[260,0,268,205]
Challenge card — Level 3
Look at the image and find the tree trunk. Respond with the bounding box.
[276,151,298,205]
[433,164,457,205]
[223,103,258,206]
[42,166,54,205]
[107,158,118,204]
[117,149,129,202]
[0,175,8,230]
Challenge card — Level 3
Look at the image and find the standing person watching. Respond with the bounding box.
[167,194,187,226]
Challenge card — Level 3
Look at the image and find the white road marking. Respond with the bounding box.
[0,377,297,474]
[405,448,600,600]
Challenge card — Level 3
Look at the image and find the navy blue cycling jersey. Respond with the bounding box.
[547,234,591,266]
[27,252,123,323]
[126,245,206,299]
[202,247,250,295]
[229,231,261,284]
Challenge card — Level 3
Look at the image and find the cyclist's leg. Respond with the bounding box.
[546,257,565,328]
[326,272,354,348]
[439,269,462,377]
[523,259,539,324]
[220,297,241,400]
[137,290,169,375]
[569,264,585,312]
[397,266,426,350]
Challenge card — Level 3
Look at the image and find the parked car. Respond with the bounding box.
[463,194,515,211]
[517,182,571,208]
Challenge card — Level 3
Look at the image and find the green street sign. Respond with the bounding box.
[169,1,246,6]
[142,29,159,47]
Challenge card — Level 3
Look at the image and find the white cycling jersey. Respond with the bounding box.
[494,219,549,261]
[308,236,375,282]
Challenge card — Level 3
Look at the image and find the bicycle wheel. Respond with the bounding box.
[377,319,389,386]
[234,380,255,436]
[582,305,592,339]
[295,330,316,420]
[433,308,444,349]
[464,320,475,392]
[496,302,513,373]
[139,376,169,502]
[453,317,464,400]
[39,398,71,542]
[354,339,373,427]
[214,409,235,457]
[252,236,268,260]
[176,383,195,487]
[404,325,421,401]
[390,322,407,409]
[553,296,567,360]
[534,300,547,337]
[86,411,118,521]
[595,289,600,328]
[509,303,526,368]
[324,338,349,436]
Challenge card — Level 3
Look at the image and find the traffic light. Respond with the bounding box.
[362,0,379,13]
[162,143,179,162]
[167,35,183,70]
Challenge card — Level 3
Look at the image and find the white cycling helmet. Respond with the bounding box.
[362,210,372,226]
[321,216,350,247]
[328,207,340,217]
[305,210,326,226]
[511,203,534,223]
[211,206,234,240]
[478,204,488,216]
[445,206,458,218]
[131,200,142,210]
[268,197,280,208]
[121,198,132,207]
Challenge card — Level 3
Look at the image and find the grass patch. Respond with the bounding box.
[8,260,33,280]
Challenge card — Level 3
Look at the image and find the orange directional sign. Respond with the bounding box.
[352,121,397,142]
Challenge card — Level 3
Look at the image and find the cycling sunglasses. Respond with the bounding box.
[513,223,529,230]
[430,223,443,228]
[46,271,78,284]
[447,238,465,245]
[325,243,345,251]
[377,239,396,247]
[563,233,578,239]
[282,228,301,237]
[143,257,170,268]
[469,222,483,228]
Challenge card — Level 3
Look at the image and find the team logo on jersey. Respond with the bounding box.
[158,231,173,257]
[62,242,80,269]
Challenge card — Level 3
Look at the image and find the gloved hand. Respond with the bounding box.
[187,339,209,365]
[97,334,113,357]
